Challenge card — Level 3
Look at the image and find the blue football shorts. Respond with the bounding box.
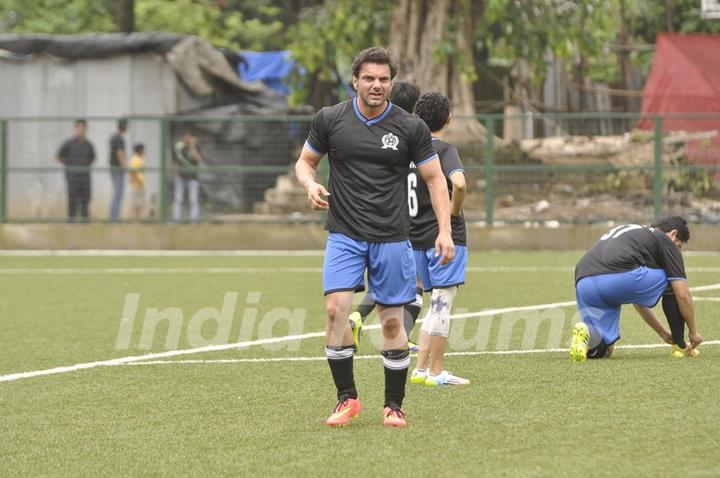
[323,232,416,307]
[413,245,468,292]
[575,266,670,345]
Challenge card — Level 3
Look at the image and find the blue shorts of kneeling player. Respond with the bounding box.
[413,245,468,292]
[323,232,416,307]
[575,266,670,348]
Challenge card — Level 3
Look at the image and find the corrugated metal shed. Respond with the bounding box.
[0,51,208,219]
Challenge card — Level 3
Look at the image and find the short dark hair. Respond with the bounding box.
[75,119,87,127]
[390,81,420,113]
[351,47,398,80]
[134,142,144,154]
[413,92,451,133]
[118,119,128,131]
[652,216,690,243]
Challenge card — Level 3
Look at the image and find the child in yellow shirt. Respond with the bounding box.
[129,143,146,219]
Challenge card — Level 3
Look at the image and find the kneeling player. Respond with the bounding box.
[408,92,470,386]
[571,216,703,361]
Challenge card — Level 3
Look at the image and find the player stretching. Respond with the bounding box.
[571,216,703,361]
[295,47,455,428]
[407,92,470,386]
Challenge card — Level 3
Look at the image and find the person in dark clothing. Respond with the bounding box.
[57,119,96,222]
[109,119,128,222]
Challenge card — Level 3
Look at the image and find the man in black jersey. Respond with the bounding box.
[295,47,455,428]
[407,92,469,386]
[570,216,703,361]
[347,80,425,352]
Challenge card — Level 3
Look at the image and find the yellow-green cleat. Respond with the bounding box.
[670,344,699,358]
[349,312,363,350]
[569,322,590,362]
[410,368,427,384]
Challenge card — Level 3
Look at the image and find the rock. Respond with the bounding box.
[534,200,550,212]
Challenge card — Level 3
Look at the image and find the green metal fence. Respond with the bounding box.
[0,113,718,224]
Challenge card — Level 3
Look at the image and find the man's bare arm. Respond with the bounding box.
[633,304,672,344]
[117,150,127,168]
[449,172,466,217]
[294,145,329,210]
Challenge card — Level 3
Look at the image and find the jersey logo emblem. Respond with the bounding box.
[381,133,399,150]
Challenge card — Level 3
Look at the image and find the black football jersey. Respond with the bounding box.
[575,224,687,283]
[408,138,466,249]
[306,99,438,242]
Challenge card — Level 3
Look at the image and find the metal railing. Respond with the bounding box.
[0,113,718,224]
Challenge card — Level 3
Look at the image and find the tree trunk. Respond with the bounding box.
[389,0,486,144]
[116,0,135,33]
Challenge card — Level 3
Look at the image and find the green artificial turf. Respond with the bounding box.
[1,251,718,477]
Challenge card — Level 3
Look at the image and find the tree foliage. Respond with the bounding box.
[480,0,720,86]
[2,0,116,34]
[4,0,720,109]
[1,0,287,50]
[480,0,618,85]
[288,0,390,86]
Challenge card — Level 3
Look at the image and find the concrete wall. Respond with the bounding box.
[1,224,718,251]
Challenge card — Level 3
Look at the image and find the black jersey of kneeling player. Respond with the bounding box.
[575,224,687,283]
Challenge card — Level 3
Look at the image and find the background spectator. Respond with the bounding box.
[109,119,128,222]
[56,119,95,222]
[172,131,204,223]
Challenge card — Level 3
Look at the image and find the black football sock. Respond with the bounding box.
[403,287,424,338]
[587,340,609,359]
[325,345,357,401]
[381,349,410,409]
[357,293,376,323]
[662,294,687,348]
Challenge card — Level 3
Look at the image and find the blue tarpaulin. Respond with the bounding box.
[238,50,295,95]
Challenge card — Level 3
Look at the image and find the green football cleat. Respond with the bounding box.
[349,312,363,350]
[569,322,590,362]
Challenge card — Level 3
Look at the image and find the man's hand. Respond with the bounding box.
[434,231,455,266]
[689,331,703,348]
[306,180,330,210]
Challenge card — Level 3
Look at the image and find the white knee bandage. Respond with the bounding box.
[420,287,457,337]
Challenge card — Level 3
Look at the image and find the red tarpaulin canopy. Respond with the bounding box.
[640,33,720,165]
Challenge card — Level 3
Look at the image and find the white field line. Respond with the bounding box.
[0,250,718,257]
[0,267,324,274]
[0,300,581,383]
[0,250,325,257]
[123,340,720,366]
[695,297,720,302]
[2,266,720,274]
[689,283,720,292]
[1,282,719,384]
